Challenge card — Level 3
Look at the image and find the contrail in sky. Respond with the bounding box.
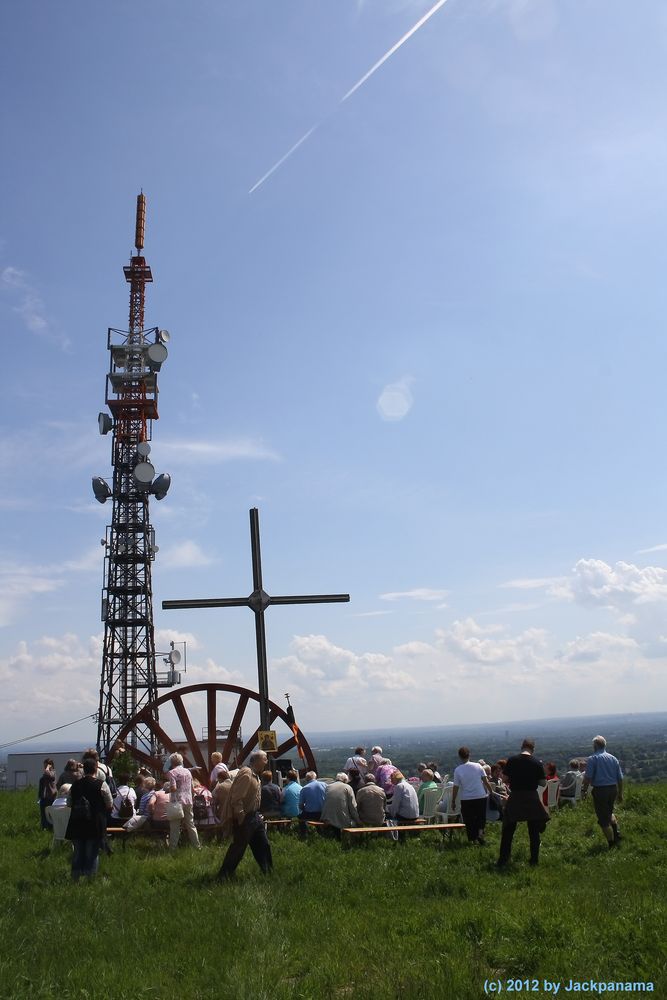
[248,0,450,194]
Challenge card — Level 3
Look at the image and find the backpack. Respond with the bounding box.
[118,794,134,819]
[193,793,208,822]
[72,795,92,822]
[98,763,118,797]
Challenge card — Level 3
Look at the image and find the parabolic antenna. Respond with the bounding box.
[92,476,112,503]
[168,648,181,666]
[158,329,170,345]
[151,472,171,500]
[133,461,155,487]
[137,441,151,457]
[98,412,113,435]
[147,342,168,369]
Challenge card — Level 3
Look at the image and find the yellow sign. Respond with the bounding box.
[258,730,278,752]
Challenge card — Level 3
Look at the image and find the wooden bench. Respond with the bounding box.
[108,818,292,849]
[265,818,294,833]
[107,823,227,849]
[340,822,465,848]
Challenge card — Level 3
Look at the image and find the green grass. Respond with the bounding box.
[1,785,666,999]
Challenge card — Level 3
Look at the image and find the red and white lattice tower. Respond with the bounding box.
[93,194,176,759]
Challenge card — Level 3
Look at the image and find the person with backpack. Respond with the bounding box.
[65,758,113,881]
[109,772,137,824]
[192,778,215,825]
[82,748,118,797]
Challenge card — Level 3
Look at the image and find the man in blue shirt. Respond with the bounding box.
[298,771,327,838]
[583,735,623,848]
[280,770,302,819]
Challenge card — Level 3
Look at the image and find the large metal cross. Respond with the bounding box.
[162,507,350,736]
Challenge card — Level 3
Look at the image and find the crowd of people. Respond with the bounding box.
[39,734,624,880]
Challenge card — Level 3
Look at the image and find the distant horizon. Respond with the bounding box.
[3,707,665,760]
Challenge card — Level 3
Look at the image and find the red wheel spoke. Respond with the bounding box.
[142,714,181,756]
[274,735,296,758]
[206,687,217,773]
[172,694,206,772]
[221,693,248,764]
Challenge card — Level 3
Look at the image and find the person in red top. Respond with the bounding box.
[542,762,559,806]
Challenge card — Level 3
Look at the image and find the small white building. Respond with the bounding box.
[6,751,88,790]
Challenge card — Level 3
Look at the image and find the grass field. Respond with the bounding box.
[1,784,666,999]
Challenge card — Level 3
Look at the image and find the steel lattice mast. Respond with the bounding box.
[94,194,175,759]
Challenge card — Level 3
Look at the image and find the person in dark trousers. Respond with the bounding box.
[497,739,549,868]
[65,758,113,881]
[217,750,272,881]
[38,759,57,830]
[582,735,624,848]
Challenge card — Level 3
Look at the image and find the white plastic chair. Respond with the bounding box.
[419,787,442,823]
[546,778,560,810]
[435,785,460,823]
[45,805,71,851]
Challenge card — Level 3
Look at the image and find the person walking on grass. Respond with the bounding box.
[496,738,549,868]
[167,752,201,851]
[582,735,623,849]
[217,750,272,881]
[451,747,494,846]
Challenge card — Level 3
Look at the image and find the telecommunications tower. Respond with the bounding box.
[93,194,177,759]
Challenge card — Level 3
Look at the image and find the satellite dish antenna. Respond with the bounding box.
[133,461,155,487]
[151,472,171,500]
[92,476,112,503]
[137,441,151,457]
[158,329,171,345]
[147,343,168,370]
[168,649,181,666]
[98,412,113,435]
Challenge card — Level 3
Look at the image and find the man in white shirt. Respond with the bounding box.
[210,751,230,786]
[451,746,493,845]
[344,746,368,778]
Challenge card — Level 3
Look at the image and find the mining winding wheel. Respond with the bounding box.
[110,683,317,786]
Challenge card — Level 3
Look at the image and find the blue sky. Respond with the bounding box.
[1,0,667,749]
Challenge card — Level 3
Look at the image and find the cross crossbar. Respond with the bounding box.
[162,508,349,736]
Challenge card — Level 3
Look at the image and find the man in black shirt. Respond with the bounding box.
[497,739,549,868]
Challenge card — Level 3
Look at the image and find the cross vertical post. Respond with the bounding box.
[162,508,350,761]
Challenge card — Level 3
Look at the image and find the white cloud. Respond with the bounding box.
[154,628,201,653]
[436,617,549,671]
[63,547,104,573]
[160,438,281,464]
[557,632,639,666]
[380,588,448,602]
[376,376,414,421]
[0,562,63,628]
[160,540,215,569]
[636,543,667,555]
[182,657,243,685]
[274,633,415,697]
[564,559,667,610]
[501,559,667,611]
[0,633,100,721]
